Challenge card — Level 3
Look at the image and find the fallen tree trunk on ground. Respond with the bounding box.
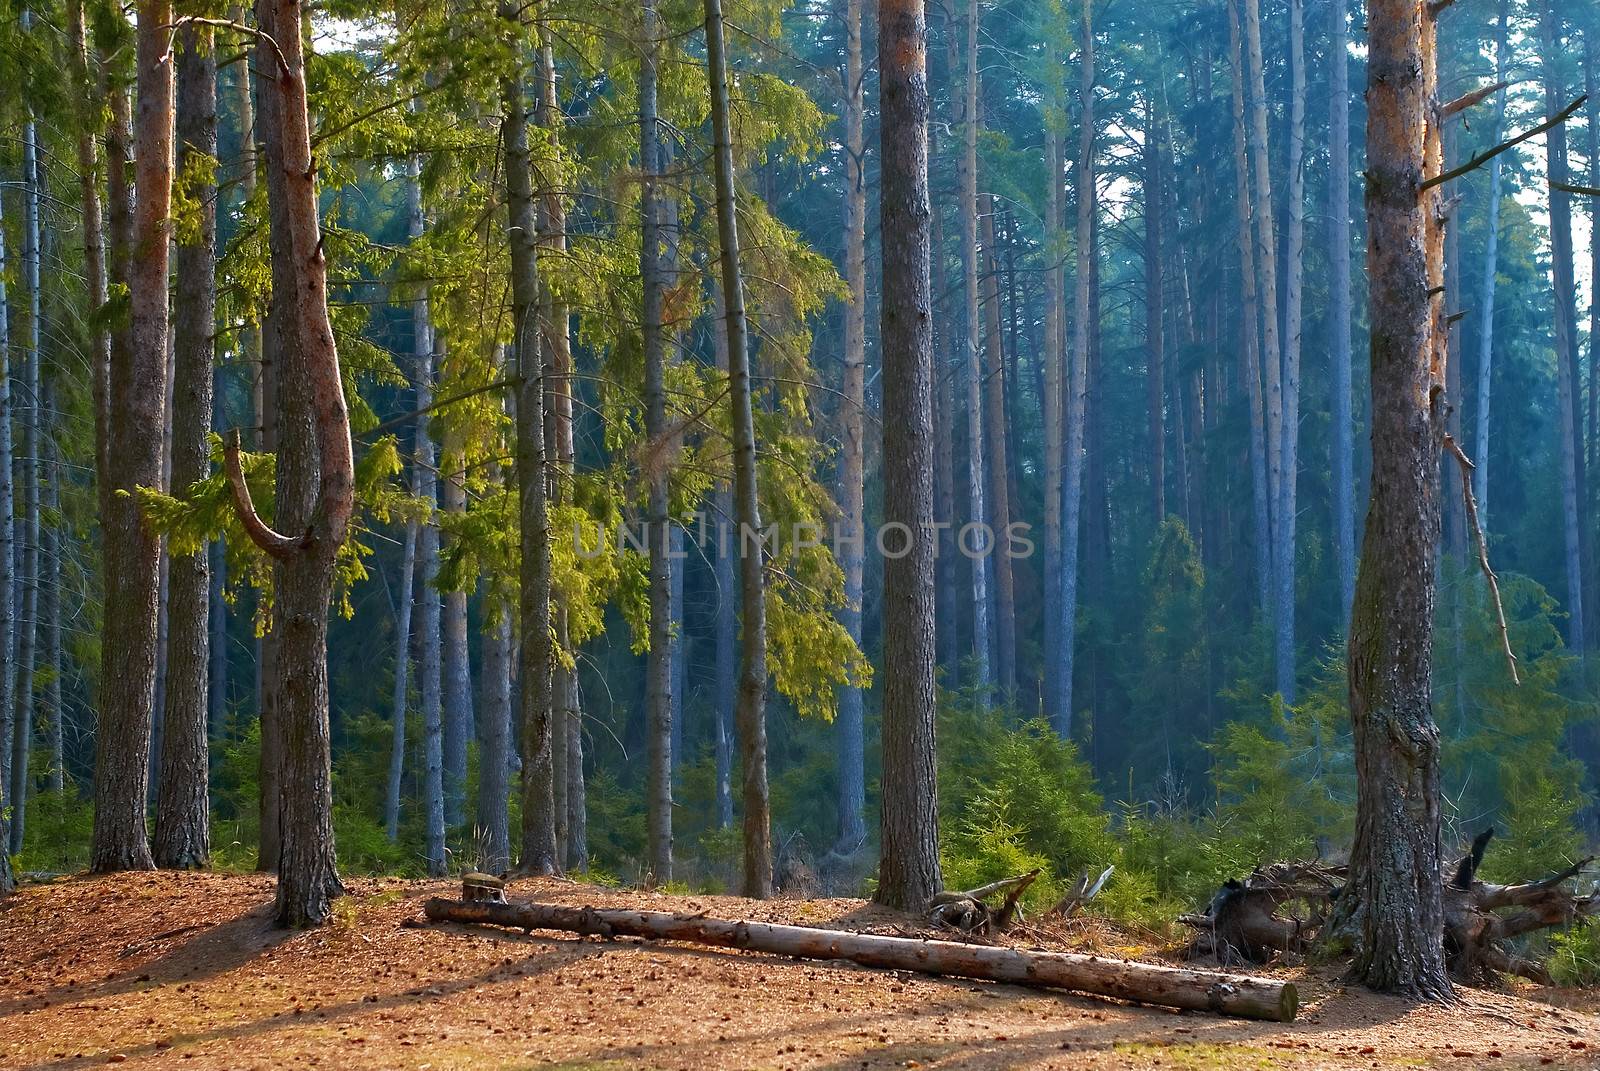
[424,895,1298,1021]
[1179,831,1600,984]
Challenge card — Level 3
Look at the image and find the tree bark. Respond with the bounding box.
[154,22,218,869]
[1042,93,1066,728]
[478,592,513,875]
[833,0,869,854]
[92,0,173,874]
[1278,0,1305,703]
[1144,90,1166,528]
[959,0,991,693]
[979,194,1016,698]
[1331,0,1453,1001]
[425,897,1297,1022]
[387,514,416,842]
[1329,0,1355,625]
[501,15,558,876]
[931,192,961,682]
[42,383,63,792]
[441,433,472,829]
[640,0,675,884]
[711,283,736,833]
[705,0,772,899]
[0,98,13,815]
[873,0,941,913]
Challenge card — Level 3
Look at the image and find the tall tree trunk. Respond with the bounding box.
[1227,0,1271,618]
[501,15,558,876]
[1144,90,1166,528]
[931,197,960,682]
[874,0,941,913]
[42,384,62,792]
[441,434,472,828]
[959,0,991,693]
[711,284,736,833]
[0,101,13,814]
[1474,0,1508,537]
[1042,91,1066,728]
[387,515,416,842]
[10,5,43,853]
[153,22,218,869]
[478,589,513,874]
[834,0,868,854]
[228,0,355,927]
[1240,0,1287,698]
[1059,0,1095,740]
[640,0,674,884]
[405,153,446,876]
[1329,0,1355,625]
[1587,31,1600,577]
[705,0,772,898]
[91,0,173,873]
[979,195,1017,698]
[1542,0,1586,655]
[1277,0,1305,702]
[1332,0,1452,1000]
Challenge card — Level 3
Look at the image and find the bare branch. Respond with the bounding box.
[1423,95,1587,190]
[223,429,304,560]
[1443,435,1519,684]
[1552,180,1600,197]
[1441,81,1510,120]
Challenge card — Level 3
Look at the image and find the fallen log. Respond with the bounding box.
[423,896,1298,1021]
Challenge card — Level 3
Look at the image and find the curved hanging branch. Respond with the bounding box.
[1444,434,1519,684]
[223,428,304,560]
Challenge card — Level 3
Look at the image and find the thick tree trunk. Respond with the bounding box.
[153,22,218,870]
[979,195,1017,698]
[425,898,1297,1022]
[1329,0,1355,624]
[92,0,173,874]
[833,0,868,854]
[873,0,941,913]
[1059,0,1095,740]
[1542,1,1586,655]
[640,0,674,884]
[705,0,772,899]
[501,21,558,876]
[1332,0,1453,1000]
[959,0,991,693]
[1227,0,1271,618]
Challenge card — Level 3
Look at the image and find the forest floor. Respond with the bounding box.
[1,872,1598,1070]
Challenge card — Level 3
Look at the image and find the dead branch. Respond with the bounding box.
[1552,180,1600,198]
[1441,81,1511,120]
[1423,95,1588,190]
[1443,435,1519,684]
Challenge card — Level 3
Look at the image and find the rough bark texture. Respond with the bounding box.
[834,0,868,855]
[92,0,173,874]
[502,22,559,876]
[425,897,1297,1022]
[873,0,942,914]
[1329,0,1354,623]
[1332,0,1453,1001]
[1058,0,1094,741]
[640,0,674,884]
[959,0,990,693]
[154,22,218,870]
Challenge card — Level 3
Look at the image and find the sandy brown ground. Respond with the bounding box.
[1,872,1597,1070]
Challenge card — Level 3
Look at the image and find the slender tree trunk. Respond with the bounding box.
[1059,0,1095,740]
[92,0,174,873]
[1228,0,1271,618]
[959,0,991,694]
[1144,91,1166,528]
[874,0,941,913]
[1542,1,1586,655]
[1332,0,1452,1000]
[1042,97,1066,728]
[42,385,62,792]
[834,0,869,853]
[153,22,218,869]
[501,17,558,876]
[1329,0,1355,625]
[706,0,772,898]
[640,0,675,884]
[441,434,472,828]
[387,516,416,842]
[1277,0,1305,702]
[711,284,736,833]
[478,589,513,874]
[1587,32,1600,577]
[0,108,13,812]
[931,198,960,682]
[1474,1,1508,537]
[979,194,1017,698]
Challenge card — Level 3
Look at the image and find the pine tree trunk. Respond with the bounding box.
[640,0,675,884]
[387,516,416,842]
[874,0,941,913]
[1473,1,1508,537]
[1042,105,1066,730]
[959,0,991,693]
[1332,0,1452,1000]
[92,0,173,873]
[441,434,472,828]
[1060,0,1095,741]
[502,19,558,876]
[42,388,62,792]
[705,0,772,898]
[478,592,513,875]
[1329,0,1355,625]
[1227,0,1271,619]
[0,115,13,810]
[979,194,1016,698]
[153,22,218,869]
[711,284,736,833]
[931,198,961,682]
[834,0,868,854]
[1144,92,1166,528]
[1277,0,1305,703]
